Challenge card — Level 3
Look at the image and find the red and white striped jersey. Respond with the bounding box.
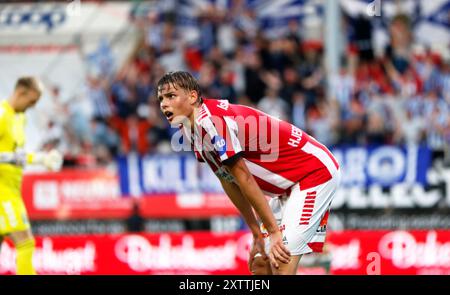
[186,98,339,197]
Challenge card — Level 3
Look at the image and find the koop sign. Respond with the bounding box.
[0,5,67,31]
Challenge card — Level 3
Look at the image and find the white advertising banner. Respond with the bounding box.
[0,1,132,43]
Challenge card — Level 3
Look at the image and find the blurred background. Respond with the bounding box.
[0,0,449,275]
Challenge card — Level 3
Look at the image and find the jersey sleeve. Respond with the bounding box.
[200,115,243,163]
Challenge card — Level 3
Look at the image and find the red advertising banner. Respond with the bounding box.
[21,171,239,220]
[0,232,253,275]
[138,194,239,218]
[1,230,450,275]
[21,170,131,220]
[329,230,450,275]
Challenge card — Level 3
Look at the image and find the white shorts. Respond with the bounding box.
[260,170,341,256]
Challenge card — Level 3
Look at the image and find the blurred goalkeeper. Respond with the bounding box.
[0,77,63,275]
[157,72,340,275]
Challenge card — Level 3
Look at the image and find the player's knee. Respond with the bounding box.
[15,237,35,251]
[14,231,36,254]
[15,238,36,275]
[251,256,271,275]
[271,267,292,275]
[271,256,301,275]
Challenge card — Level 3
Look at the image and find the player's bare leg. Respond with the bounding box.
[271,254,302,275]
[251,255,273,275]
[9,228,36,275]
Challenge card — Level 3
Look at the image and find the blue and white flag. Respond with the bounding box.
[131,0,323,41]
[340,0,450,48]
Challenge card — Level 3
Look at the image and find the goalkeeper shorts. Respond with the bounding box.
[259,169,341,256]
[0,193,31,235]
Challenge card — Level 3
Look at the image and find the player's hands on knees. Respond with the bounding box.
[268,231,291,269]
[248,234,267,271]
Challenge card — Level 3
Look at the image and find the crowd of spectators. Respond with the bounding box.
[45,3,450,168]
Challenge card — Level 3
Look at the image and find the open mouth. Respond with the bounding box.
[164,111,174,121]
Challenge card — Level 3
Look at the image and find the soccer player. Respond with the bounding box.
[156,71,340,275]
[0,77,63,275]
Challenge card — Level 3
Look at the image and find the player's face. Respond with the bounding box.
[158,83,197,126]
[17,88,41,112]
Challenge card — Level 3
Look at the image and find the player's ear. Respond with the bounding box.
[189,90,198,105]
[15,87,27,97]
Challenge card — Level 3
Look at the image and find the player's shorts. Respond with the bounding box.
[0,192,31,235]
[260,169,341,256]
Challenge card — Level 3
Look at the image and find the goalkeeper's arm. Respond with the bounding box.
[0,149,63,171]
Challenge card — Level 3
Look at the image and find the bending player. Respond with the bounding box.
[156,71,340,275]
[0,77,63,275]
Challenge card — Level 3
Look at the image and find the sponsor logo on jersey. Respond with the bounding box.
[217,100,229,111]
[211,135,227,157]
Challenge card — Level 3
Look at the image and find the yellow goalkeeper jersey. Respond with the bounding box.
[0,100,26,197]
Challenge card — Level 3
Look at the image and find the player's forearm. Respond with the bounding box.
[235,176,279,234]
[0,151,33,164]
[0,151,44,164]
[220,179,261,236]
[0,151,40,164]
[0,150,63,171]
[225,157,279,234]
[0,152,16,164]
